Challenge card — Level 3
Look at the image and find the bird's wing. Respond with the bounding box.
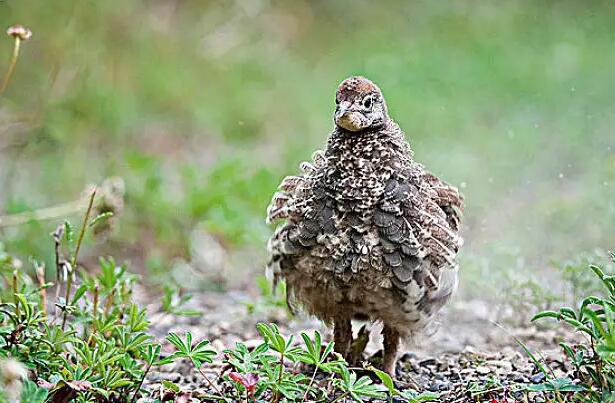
[374,165,463,296]
[265,150,334,282]
[421,171,464,231]
[266,149,327,225]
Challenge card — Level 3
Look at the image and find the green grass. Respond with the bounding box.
[0,209,423,402]
[0,1,613,292]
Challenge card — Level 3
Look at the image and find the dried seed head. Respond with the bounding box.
[90,177,125,237]
[58,260,72,282]
[0,358,28,400]
[0,358,27,381]
[98,177,125,214]
[11,257,22,269]
[51,224,65,243]
[35,262,45,278]
[6,25,32,41]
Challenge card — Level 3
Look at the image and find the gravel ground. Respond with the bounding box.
[136,288,580,402]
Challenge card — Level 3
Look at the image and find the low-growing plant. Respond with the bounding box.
[202,324,436,402]
[163,331,228,401]
[0,191,173,402]
[367,365,438,402]
[556,250,615,304]
[1,189,441,402]
[531,254,614,402]
[161,285,202,317]
[508,333,585,402]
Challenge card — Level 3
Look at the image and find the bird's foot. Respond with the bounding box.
[346,324,370,365]
[382,359,397,378]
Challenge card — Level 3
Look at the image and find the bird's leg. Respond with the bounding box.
[347,324,370,365]
[333,317,353,360]
[382,325,400,377]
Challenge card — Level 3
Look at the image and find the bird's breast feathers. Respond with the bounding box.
[266,123,463,326]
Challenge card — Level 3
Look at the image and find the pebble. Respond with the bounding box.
[419,358,437,366]
[530,372,546,383]
[148,371,181,383]
[475,366,491,375]
[135,287,577,402]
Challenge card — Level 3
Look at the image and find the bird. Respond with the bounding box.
[266,76,463,376]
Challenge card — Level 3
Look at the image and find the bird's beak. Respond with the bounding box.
[336,101,351,119]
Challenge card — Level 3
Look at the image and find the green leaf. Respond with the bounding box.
[166,332,188,354]
[63,221,75,250]
[20,379,48,403]
[366,365,395,395]
[560,317,593,336]
[559,307,577,319]
[531,311,559,321]
[400,389,440,402]
[508,330,551,379]
[590,264,615,295]
[525,378,586,393]
[89,212,114,227]
[164,332,216,368]
[161,380,181,393]
[71,284,88,305]
[583,306,608,340]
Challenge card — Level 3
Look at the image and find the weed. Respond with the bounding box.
[1,197,440,402]
[0,193,170,402]
[163,332,227,401]
[556,251,615,304]
[530,254,614,401]
[161,285,201,317]
[205,324,437,402]
[1,25,31,94]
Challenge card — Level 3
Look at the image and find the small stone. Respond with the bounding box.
[530,372,546,383]
[475,366,491,375]
[419,358,436,366]
[400,352,418,361]
[511,373,528,383]
[148,371,181,383]
[486,359,513,372]
[433,380,451,391]
[211,339,226,352]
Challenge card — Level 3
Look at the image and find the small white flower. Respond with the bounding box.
[6,25,32,41]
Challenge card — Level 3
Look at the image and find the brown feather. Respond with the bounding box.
[266,76,464,357]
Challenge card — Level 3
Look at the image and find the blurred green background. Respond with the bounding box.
[1,1,613,295]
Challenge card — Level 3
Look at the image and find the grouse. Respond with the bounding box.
[266,76,463,376]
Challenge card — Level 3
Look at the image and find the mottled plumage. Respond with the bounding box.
[266,76,463,375]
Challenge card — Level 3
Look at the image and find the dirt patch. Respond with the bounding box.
[140,288,578,402]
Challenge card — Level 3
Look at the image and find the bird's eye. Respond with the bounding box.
[362,96,373,109]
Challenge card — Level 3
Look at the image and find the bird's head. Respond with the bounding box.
[334,76,388,132]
